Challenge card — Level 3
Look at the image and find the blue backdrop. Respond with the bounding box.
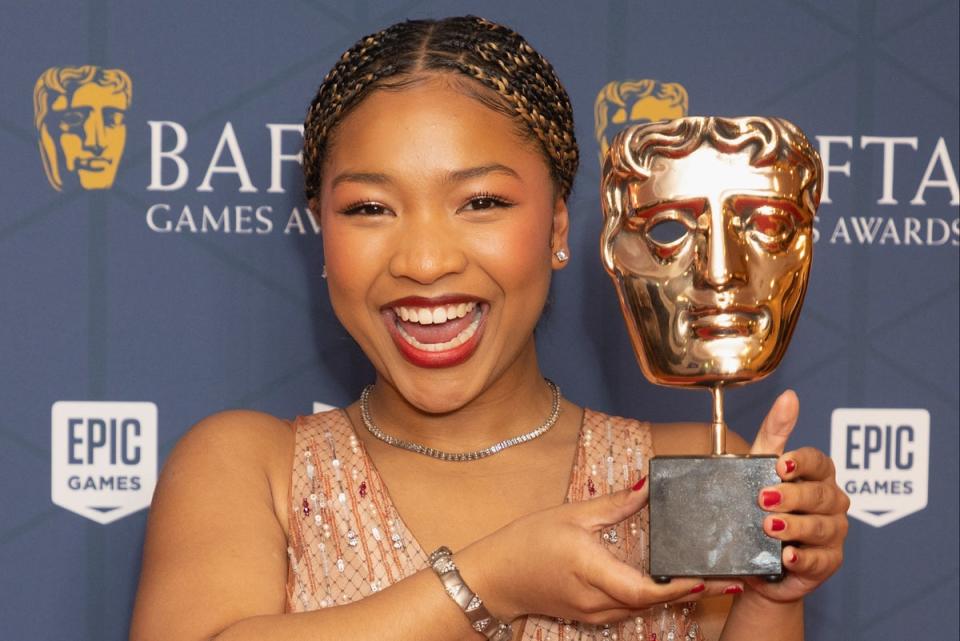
[1,1,957,640]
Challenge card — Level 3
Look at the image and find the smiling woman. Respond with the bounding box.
[129,16,847,641]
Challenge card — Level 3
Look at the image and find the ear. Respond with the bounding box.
[550,197,571,270]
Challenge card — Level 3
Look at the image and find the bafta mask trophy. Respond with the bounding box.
[600,117,822,581]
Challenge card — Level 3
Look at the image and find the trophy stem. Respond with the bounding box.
[710,384,727,456]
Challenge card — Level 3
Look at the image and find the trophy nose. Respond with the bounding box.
[696,211,748,290]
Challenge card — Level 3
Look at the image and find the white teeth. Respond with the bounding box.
[395,308,482,352]
[392,302,478,326]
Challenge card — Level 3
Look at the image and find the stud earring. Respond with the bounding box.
[321,265,327,279]
[555,249,569,263]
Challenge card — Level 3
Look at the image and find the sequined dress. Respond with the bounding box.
[285,408,703,641]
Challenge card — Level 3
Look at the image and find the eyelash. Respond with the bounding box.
[463,192,514,211]
[339,201,389,216]
[337,192,515,216]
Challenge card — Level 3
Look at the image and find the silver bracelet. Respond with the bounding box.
[428,546,512,641]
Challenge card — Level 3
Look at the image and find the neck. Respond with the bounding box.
[363,342,557,453]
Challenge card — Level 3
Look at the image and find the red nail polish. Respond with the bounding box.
[771,518,787,532]
[784,459,797,474]
[762,490,781,508]
[789,551,798,564]
[689,583,705,594]
[632,476,647,491]
[723,585,743,595]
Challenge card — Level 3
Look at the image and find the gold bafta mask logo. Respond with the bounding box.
[594,79,688,166]
[33,66,132,191]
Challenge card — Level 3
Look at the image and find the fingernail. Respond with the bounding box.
[761,490,782,508]
[723,585,743,595]
[632,476,647,491]
[784,459,797,474]
[788,551,798,564]
[689,583,705,594]
[771,518,787,532]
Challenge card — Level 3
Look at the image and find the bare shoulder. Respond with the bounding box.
[171,409,293,471]
[131,410,297,641]
[650,421,750,456]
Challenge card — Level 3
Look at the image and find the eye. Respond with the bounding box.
[745,206,796,249]
[462,194,513,212]
[340,201,390,216]
[58,110,86,129]
[104,108,125,127]
[636,208,695,259]
[647,218,688,244]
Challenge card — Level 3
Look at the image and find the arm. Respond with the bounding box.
[130,412,718,641]
[129,411,481,641]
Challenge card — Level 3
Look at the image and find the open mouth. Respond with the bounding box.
[683,306,770,340]
[382,297,487,368]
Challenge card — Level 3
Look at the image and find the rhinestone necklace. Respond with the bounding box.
[359,380,562,462]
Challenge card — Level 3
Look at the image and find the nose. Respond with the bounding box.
[387,214,468,285]
[83,109,106,155]
[695,207,748,291]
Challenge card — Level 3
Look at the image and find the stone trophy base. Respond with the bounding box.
[648,455,784,583]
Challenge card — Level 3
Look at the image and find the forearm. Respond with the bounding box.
[718,592,803,641]
[211,566,478,641]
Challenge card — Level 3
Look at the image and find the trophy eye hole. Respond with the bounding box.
[646,218,689,245]
[745,206,797,249]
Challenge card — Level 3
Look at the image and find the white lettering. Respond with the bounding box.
[198,122,257,193]
[910,137,960,205]
[830,217,851,244]
[255,206,274,234]
[860,136,918,205]
[145,203,172,232]
[267,124,304,194]
[926,218,950,245]
[878,218,901,244]
[903,217,923,245]
[816,136,853,204]
[148,121,189,191]
[850,217,884,244]
[175,206,198,232]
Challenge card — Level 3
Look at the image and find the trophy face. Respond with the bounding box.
[601,117,822,387]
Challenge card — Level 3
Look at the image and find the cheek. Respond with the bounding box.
[473,212,553,292]
[104,127,126,154]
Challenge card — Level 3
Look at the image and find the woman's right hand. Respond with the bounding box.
[458,481,741,626]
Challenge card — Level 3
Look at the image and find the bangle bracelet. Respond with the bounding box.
[428,546,512,641]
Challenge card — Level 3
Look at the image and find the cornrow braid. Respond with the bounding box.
[303,16,579,202]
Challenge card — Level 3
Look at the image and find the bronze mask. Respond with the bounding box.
[600,116,822,389]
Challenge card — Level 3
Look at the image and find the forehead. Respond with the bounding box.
[632,145,804,205]
[55,83,128,110]
[324,78,550,182]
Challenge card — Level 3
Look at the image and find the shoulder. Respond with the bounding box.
[171,409,294,468]
[159,409,296,524]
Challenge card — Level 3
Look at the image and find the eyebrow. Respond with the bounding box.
[330,163,520,189]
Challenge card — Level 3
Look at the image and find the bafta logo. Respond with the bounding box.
[594,79,688,166]
[33,65,132,191]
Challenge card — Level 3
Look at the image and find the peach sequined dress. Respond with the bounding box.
[285,408,703,641]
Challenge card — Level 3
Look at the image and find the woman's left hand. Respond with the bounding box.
[745,390,850,602]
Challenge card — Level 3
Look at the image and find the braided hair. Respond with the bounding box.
[303,16,579,202]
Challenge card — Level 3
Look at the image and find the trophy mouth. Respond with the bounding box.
[683,305,770,340]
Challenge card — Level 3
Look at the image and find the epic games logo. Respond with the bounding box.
[830,408,930,527]
[51,401,157,525]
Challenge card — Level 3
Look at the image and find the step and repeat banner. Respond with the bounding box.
[2,1,957,639]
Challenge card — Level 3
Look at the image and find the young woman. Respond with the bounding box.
[130,16,848,641]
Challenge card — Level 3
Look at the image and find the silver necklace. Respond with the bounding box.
[359,380,562,462]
